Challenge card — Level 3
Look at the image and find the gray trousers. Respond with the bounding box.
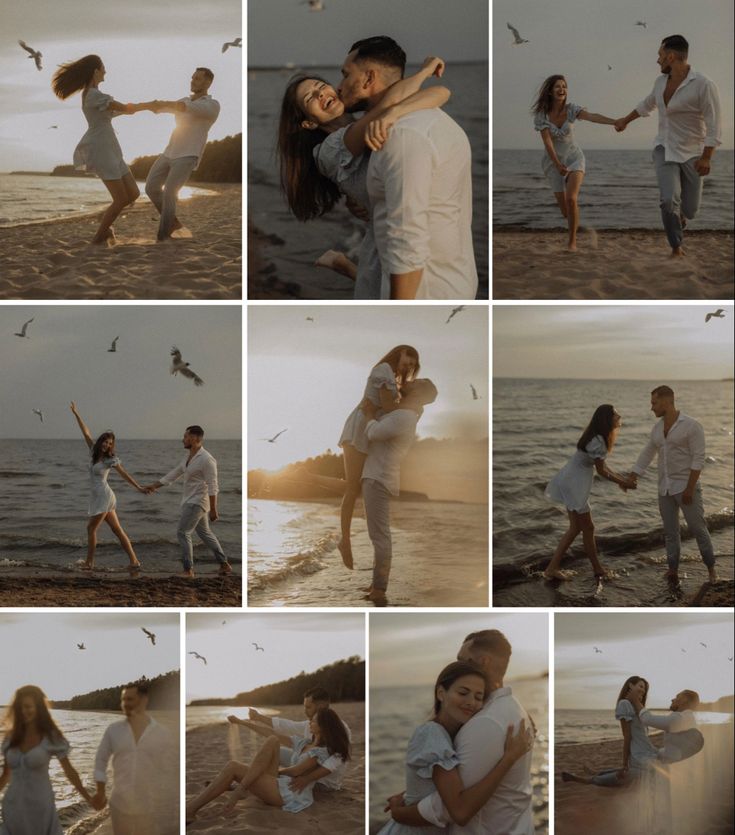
[362,478,393,591]
[145,154,197,239]
[176,503,227,571]
[658,484,715,571]
[653,145,704,249]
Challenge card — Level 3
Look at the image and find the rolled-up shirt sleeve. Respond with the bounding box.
[184,98,220,121]
[632,430,658,476]
[94,727,113,783]
[688,421,706,471]
[203,457,219,496]
[635,85,657,117]
[701,80,722,147]
[640,709,687,732]
[159,461,185,486]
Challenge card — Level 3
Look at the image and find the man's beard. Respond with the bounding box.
[345,96,371,114]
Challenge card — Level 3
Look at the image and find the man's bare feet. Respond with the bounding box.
[670,247,687,258]
[218,562,233,575]
[338,538,354,570]
[666,569,680,584]
[179,569,195,578]
[368,589,388,607]
[707,568,719,583]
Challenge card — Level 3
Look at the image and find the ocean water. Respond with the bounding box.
[248,63,489,296]
[492,379,734,606]
[369,677,548,834]
[186,704,280,731]
[493,149,735,229]
[0,439,242,574]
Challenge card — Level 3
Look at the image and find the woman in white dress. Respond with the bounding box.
[544,404,635,581]
[70,402,147,573]
[381,661,533,832]
[0,685,93,835]
[52,55,145,244]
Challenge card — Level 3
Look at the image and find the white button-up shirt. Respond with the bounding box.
[635,69,722,162]
[272,716,352,790]
[162,95,220,166]
[362,409,419,495]
[632,413,706,496]
[94,717,172,815]
[417,686,535,835]
[160,447,219,510]
[640,709,697,761]
[367,109,478,300]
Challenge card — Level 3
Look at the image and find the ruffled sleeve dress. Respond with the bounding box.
[276,736,336,813]
[73,87,131,180]
[545,434,607,514]
[533,102,586,191]
[88,455,121,515]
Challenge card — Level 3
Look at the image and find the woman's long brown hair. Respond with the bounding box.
[376,345,420,384]
[532,74,566,115]
[313,707,351,761]
[617,676,649,708]
[52,55,103,100]
[3,685,65,750]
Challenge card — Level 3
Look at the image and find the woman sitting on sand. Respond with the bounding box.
[185,707,350,822]
[278,55,450,298]
[0,685,94,834]
[52,55,147,245]
[70,401,147,574]
[544,404,636,582]
[532,75,618,252]
[380,661,533,832]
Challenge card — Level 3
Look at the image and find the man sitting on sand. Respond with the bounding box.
[138,68,220,241]
[614,35,722,258]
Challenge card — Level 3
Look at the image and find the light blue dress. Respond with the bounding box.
[339,362,398,454]
[313,127,382,299]
[88,455,120,516]
[377,722,460,835]
[277,736,333,813]
[73,87,131,180]
[534,102,586,192]
[546,434,607,514]
[591,699,659,787]
[0,735,70,835]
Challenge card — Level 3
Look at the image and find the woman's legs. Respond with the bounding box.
[84,513,106,568]
[92,173,140,244]
[186,760,248,820]
[575,511,608,577]
[544,511,580,579]
[554,191,567,219]
[104,510,141,570]
[564,172,585,251]
[338,444,368,569]
[223,736,282,815]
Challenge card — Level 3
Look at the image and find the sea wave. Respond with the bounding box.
[248,533,338,590]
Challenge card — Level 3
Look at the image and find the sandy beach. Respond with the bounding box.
[186,702,365,834]
[492,228,734,299]
[0,185,241,300]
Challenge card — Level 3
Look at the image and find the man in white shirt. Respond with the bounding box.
[144,67,220,241]
[92,682,175,835]
[388,630,535,834]
[628,385,717,584]
[614,35,722,257]
[359,378,438,606]
[146,425,232,578]
[337,36,478,300]
[627,688,703,763]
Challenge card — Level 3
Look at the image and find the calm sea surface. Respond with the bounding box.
[493,149,734,229]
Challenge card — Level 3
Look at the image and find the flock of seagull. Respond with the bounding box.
[188,641,265,667]
[507,20,649,46]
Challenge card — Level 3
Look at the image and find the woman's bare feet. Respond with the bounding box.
[542,568,576,581]
[81,560,95,571]
[314,250,357,280]
[338,538,354,570]
[128,561,141,577]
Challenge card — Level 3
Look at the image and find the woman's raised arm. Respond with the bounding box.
[70,402,94,450]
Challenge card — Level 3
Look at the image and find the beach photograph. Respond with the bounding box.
[0,305,242,607]
[248,0,488,300]
[0,612,180,835]
[492,0,734,298]
[555,611,734,835]
[492,304,734,608]
[0,0,242,299]
[369,613,548,834]
[185,612,364,834]
[247,305,489,608]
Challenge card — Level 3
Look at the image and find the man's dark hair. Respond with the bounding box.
[680,689,700,709]
[196,67,214,82]
[125,681,150,696]
[186,425,205,438]
[348,36,406,77]
[651,385,675,399]
[303,686,330,703]
[661,35,689,57]
[464,630,512,662]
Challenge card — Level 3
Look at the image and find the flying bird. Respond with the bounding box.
[470,384,480,401]
[635,21,647,28]
[14,317,34,338]
[252,643,265,652]
[32,409,44,423]
[189,651,207,665]
[18,40,42,70]
[49,125,58,129]
[141,627,156,645]
[681,648,687,653]
[222,620,227,625]
[607,65,612,71]
[107,336,120,352]
[705,309,725,323]
[170,347,204,386]
[303,0,325,10]
[222,37,242,52]
[306,316,315,322]
[699,642,708,648]
[593,647,602,653]
[77,643,86,650]
[261,429,287,443]
[507,23,529,45]
[445,306,466,324]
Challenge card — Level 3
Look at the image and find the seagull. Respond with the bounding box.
[303,0,325,10]
[14,317,34,338]
[705,309,725,323]
[170,347,204,386]
[48,125,58,129]
[32,409,44,423]
[107,336,120,353]
[593,647,602,653]
[699,642,708,648]
[252,642,265,652]
[222,37,242,53]
[18,40,42,70]
[141,627,156,645]
[261,429,287,443]
[189,651,207,665]
[445,306,466,324]
[729,657,733,662]
[222,620,227,625]
[77,643,86,650]
[607,65,612,71]
[306,316,315,322]
[470,384,480,401]
[507,23,528,45]
[635,21,647,28]
[681,648,687,653]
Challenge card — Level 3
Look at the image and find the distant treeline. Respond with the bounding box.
[53,670,180,711]
[190,657,364,707]
[130,134,241,183]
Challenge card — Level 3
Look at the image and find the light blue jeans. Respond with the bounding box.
[145,154,198,240]
[176,503,227,571]
[362,478,392,591]
[653,145,703,249]
[658,484,715,571]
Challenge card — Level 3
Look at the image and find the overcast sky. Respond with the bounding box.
[493,0,734,149]
[248,305,488,471]
[248,0,488,68]
[494,305,734,380]
[371,613,547,687]
[556,612,734,709]
[1,306,241,439]
[186,613,364,702]
[1,0,241,171]
[0,613,179,703]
